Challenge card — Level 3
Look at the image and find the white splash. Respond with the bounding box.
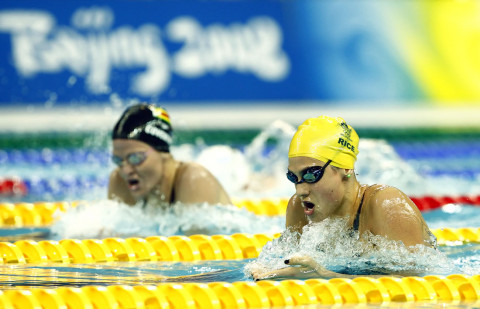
[245,217,453,278]
[191,120,430,198]
[49,199,285,240]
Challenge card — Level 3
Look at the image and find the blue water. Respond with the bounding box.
[2,124,480,202]
[1,125,480,289]
[423,204,480,229]
[0,261,248,289]
[0,240,477,289]
[0,203,478,241]
[0,204,478,289]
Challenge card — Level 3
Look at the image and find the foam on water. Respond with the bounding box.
[43,120,480,243]
[244,217,457,278]
[190,120,435,198]
[192,119,296,198]
[193,120,480,199]
[50,199,285,239]
[3,119,479,203]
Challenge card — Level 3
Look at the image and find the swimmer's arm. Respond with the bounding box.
[251,256,385,280]
[107,170,136,206]
[367,186,427,247]
[285,195,308,235]
[175,163,232,205]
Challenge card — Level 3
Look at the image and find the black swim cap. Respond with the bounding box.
[112,103,173,152]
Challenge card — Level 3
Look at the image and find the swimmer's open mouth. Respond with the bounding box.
[303,201,315,215]
[128,179,139,188]
[303,201,315,209]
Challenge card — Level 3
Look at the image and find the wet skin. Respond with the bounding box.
[111,139,170,201]
[251,156,434,281]
[108,139,232,206]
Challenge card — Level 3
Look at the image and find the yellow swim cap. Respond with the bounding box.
[288,116,359,169]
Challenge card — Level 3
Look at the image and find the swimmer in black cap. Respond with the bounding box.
[108,103,231,207]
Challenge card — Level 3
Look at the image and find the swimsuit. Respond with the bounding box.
[352,188,366,232]
[169,161,186,203]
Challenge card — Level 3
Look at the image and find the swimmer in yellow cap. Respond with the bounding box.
[251,116,436,280]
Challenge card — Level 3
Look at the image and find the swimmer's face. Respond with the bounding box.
[288,156,345,222]
[112,139,167,201]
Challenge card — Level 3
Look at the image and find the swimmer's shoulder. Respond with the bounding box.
[286,194,308,233]
[363,184,421,223]
[175,161,217,182]
[174,161,231,205]
[108,168,120,182]
[361,184,405,217]
[287,194,302,209]
[363,184,430,246]
[364,184,410,206]
[108,168,124,192]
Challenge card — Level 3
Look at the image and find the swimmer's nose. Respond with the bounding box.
[119,162,135,174]
[295,182,309,198]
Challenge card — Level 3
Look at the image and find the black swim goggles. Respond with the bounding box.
[286,160,332,184]
[112,149,152,167]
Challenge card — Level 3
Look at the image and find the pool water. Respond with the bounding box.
[0,125,480,307]
[0,261,248,289]
[2,124,480,203]
[0,230,478,289]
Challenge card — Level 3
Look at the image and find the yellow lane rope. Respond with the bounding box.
[0,275,479,307]
[1,198,479,227]
[0,229,477,264]
[1,200,479,307]
[0,199,289,226]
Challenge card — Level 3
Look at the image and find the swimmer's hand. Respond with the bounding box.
[251,256,338,281]
[251,256,400,280]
